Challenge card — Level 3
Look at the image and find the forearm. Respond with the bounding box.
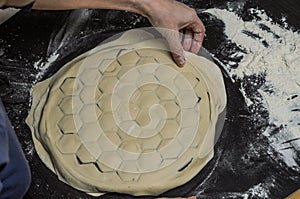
[4,0,205,67]
[32,0,150,16]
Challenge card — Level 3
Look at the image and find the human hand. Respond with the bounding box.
[31,0,205,67]
[136,0,205,67]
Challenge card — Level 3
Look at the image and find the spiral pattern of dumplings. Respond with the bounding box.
[74,49,202,173]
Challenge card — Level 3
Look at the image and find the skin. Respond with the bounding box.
[5,0,206,67]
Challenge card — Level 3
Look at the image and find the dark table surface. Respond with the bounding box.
[0,0,299,198]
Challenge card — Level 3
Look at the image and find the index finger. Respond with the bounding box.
[159,28,186,67]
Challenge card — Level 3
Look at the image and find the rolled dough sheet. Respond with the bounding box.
[26,29,227,196]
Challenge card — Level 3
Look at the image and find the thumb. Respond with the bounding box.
[159,28,186,67]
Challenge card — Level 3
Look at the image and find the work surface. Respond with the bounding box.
[0,0,299,198]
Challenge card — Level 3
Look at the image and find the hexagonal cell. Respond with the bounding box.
[78,123,102,143]
[142,134,163,151]
[190,131,201,148]
[138,83,159,92]
[129,88,141,102]
[160,120,180,139]
[182,72,200,88]
[118,151,140,165]
[80,86,102,104]
[136,74,158,87]
[97,134,118,152]
[113,103,131,123]
[98,151,122,170]
[160,101,180,119]
[117,51,140,67]
[115,129,132,142]
[135,109,150,126]
[194,81,206,98]
[137,63,159,75]
[154,65,176,83]
[174,74,193,91]
[129,102,139,120]
[98,112,117,132]
[95,161,115,173]
[139,129,160,139]
[111,83,134,106]
[59,77,83,96]
[98,58,115,73]
[180,108,199,128]
[118,120,142,137]
[94,88,103,103]
[103,61,121,76]
[136,90,160,109]
[160,139,183,160]
[98,76,118,94]
[57,115,82,134]
[155,85,176,101]
[56,134,81,154]
[79,68,101,86]
[177,90,198,108]
[84,141,103,159]
[136,49,173,65]
[79,104,102,123]
[116,169,141,182]
[76,144,96,164]
[103,132,122,148]
[177,127,197,147]
[116,49,130,57]
[97,94,112,113]
[118,160,140,173]
[119,140,142,154]
[158,138,173,149]
[136,57,158,65]
[137,153,163,172]
[117,68,140,84]
[58,96,83,114]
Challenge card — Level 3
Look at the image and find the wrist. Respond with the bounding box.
[131,0,159,18]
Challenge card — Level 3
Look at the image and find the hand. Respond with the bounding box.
[137,0,206,67]
[31,0,205,67]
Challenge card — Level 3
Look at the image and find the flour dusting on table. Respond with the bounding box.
[206,8,300,169]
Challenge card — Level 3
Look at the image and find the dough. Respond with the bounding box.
[26,29,227,196]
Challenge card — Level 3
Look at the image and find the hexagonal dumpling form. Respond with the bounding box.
[26,29,226,196]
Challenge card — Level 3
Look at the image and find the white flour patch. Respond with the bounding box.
[205,8,300,168]
[33,51,59,83]
[243,183,271,199]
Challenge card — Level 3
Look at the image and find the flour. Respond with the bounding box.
[243,183,270,199]
[205,8,300,168]
[33,51,59,83]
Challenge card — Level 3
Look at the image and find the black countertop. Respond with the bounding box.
[0,0,299,198]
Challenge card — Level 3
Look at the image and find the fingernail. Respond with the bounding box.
[178,56,186,67]
[194,34,200,41]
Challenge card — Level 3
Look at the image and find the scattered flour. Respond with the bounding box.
[205,8,300,168]
[243,183,270,199]
[33,51,59,83]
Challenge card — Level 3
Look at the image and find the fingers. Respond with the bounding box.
[181,15,205,54]
[189,18,206,54]
[149,4,206,67]
[190,36,202,54]
[161,29,186,67]
[181,27,204,54]
[182,29,193,51]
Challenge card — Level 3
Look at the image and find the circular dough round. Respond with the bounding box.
[26,29,227,196]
